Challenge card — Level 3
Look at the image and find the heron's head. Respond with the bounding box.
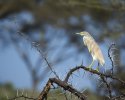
[76,31,89,36]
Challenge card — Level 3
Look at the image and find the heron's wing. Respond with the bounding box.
[83,36,105,66]
[92,41,105,66]
[83,36,94,52]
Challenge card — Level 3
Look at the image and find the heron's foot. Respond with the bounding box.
[87,66,92,70]
[95,67,99,72]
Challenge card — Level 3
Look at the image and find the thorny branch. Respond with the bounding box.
[100,76,112,98]
[38,78,87,100]
[8,95,36,100]
[64,65,125,85]
[112,94,125,100]
[41,54,60,79]
[63,65,125,100]
[38,79,52,100]
[19,32,59,79]
[37,64,125,100]
[108,43,116,75]
[8,35,125,100]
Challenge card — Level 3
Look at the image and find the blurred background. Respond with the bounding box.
[0,0,125,100]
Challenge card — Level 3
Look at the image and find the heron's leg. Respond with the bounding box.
[88,60,94,69]
[96,62,99,72]
[96,66,99,72]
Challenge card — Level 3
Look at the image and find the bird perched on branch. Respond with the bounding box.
[76,31,105,71]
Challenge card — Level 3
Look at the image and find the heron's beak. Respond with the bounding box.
[76,33,80,35]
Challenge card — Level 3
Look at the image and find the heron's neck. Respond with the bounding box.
[83,36,87,39]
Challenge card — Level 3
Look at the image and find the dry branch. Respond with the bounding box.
[8,95,36,100]
[100,76,112,98]
[38,78,87,100]
[37,63,125,100]
[64,65,125,85]
[8,48,125,100]
[112,94,125,100]
[9,34,125,100]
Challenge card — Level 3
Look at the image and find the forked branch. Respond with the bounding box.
[64,65,125,85]
[38,78,87,100]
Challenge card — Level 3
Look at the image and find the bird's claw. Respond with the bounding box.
[95,67,99,72]
[87,66,92,70]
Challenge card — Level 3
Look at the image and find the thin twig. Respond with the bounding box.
[35,46,60,79]
[63,91,69,100]
[42,55,59,79]
[108,43,115,75]
[8,95,36,100]
[100,76,112,99]
[111,95,125,100]
[18,32,59,79]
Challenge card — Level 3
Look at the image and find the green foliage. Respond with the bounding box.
[0,83,39,100]
[0,83,15,100]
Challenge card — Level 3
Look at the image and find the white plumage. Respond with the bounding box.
[76,31,105,69]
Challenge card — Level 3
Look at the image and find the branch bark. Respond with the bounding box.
[38,78,87,100]
[64,66,125,85]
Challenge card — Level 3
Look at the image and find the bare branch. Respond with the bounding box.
[112,94,125,100]
[108,43,116,75]
[64,66,125,85]
[38,78,87,100]
[42,54,59,79]
[18,32,59,79]
[100,76,112,99]
[37,79,52,100]
[8,95,36,100]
